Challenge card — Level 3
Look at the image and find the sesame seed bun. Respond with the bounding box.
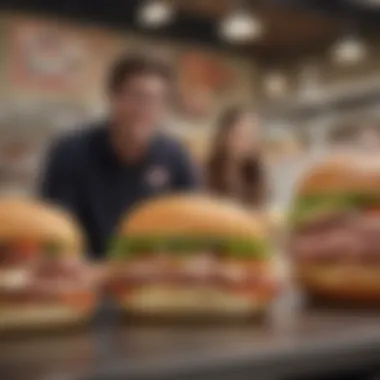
[119,194,267,239]
[107,195,278,318]
[291,152,380,305]
[295,264,380,304]
[296,153,380,197]
[0,304,93,332]
[0,197,84,256]
[120,285,269,319]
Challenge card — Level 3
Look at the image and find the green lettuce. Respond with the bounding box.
[108,236,271,260]
[290,192,380,227]
[44,241,65,257]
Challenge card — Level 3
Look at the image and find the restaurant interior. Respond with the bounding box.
[1,1,380,380]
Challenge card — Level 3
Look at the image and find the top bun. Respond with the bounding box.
[0,197,84,255]
[296,152,380,197]
[119,195,267,239]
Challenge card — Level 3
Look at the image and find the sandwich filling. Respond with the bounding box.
[108,236,277,300]
[0,258,96,314]
[290,192,380,264]
[0,239,68,268]
[109,236,270,259]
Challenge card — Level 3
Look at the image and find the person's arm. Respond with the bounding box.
[39,137,81,213]
[246,159,272,210]
[172,143,199,191]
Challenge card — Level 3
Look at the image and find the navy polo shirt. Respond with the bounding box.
[40,123,198,259]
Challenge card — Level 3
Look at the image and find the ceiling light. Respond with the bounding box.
[349,0,380,8]
[138,1,174,28]
[220,9,263,43]
[331,35,367,65]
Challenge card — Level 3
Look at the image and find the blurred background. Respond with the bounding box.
[0,0,380,207]
[2,2,380,380]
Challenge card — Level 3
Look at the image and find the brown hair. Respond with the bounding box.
[207,106,267,207]
[108,53,174,94]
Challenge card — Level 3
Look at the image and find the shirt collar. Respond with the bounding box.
[99,122,161,170]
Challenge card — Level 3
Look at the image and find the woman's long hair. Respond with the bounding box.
[207,107,267,206]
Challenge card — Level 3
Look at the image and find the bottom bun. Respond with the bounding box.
[296,264,380,303]
[0,304,91,331]
[119,285,269,317]
[0,268,29,289]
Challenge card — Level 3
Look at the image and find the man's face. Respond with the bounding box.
[110,74,170,145]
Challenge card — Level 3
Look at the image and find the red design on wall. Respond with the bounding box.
[9,20,87,92]
[178,52,235,119]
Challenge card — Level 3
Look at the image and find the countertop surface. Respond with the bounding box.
[1,298,380,380]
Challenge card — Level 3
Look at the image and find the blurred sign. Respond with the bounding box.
[9,20,87,92]
[178,52,235,119]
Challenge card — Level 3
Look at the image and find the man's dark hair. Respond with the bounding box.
[108,53,174,94]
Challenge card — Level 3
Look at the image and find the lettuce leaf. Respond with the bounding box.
[108,236,271,260]
[290,192,380,227]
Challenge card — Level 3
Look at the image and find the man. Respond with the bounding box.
[41,54,198,259]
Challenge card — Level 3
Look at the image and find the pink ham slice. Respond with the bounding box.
[292,213,380,263]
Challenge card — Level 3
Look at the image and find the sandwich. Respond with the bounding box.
[0,198,97,330]
[289,153,380,303]
[106,195,278,318]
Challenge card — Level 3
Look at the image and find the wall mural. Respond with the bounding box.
[0,99,91,193]
[0,14,255,193]
[8,19,88,93]
[177,51,236,120]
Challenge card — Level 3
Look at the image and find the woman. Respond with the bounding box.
[207,106,268,208]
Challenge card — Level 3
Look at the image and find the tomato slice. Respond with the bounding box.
[106,278,135,298]
[14,240,40,259]
[230,282,279,300]
[61,291,96,312]
[364,208,380,215]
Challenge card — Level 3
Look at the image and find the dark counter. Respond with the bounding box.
[1,302,380,380]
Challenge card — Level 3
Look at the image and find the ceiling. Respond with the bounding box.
[1,0,380,61]
[172,0,344,52]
